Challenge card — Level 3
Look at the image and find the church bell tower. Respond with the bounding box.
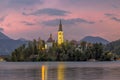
[58,20,64,45]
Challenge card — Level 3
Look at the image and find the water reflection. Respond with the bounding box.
[1,62,120,80]
[42,65,47,80]
[40,63,120,80]
[41,63,65,80]
[58,63,65,80]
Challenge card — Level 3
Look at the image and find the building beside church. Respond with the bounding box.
[46,34,54,49]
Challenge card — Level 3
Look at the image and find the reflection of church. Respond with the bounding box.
[41,64,65,80]
[46,20,64,49]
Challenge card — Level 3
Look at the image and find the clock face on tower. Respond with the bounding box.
[59,33,61,35]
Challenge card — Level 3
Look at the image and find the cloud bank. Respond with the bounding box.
[42,18,95,26]
[29,8,70,16]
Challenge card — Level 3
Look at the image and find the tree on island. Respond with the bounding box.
[10,38,117,61]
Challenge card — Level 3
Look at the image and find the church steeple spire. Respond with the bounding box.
[50,33,52,38]
[58,20,62,31]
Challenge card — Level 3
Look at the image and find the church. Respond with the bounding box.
[46,20,64,49]
[57,20,64,45]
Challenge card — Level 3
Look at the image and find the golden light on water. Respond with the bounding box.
[41,64,65,80]
[58,63,65,80]
[42,65,47,80]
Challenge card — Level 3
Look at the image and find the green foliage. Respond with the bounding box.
[100,52,114,61]
[10,39,116,61]
[105,39,120,59]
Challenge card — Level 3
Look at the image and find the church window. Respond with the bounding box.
[59,37,61,39]
[59,33,61,35]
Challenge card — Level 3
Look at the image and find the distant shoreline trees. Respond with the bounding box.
[10,38,117,62]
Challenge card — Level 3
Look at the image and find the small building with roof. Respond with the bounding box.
[46,34,54,49]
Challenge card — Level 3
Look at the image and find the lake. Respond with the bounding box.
[0,62,120,80]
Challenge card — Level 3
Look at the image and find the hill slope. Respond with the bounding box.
[0,32,27,55]
[0,32,10,39]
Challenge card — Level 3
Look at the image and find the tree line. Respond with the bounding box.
[10,38,118,61]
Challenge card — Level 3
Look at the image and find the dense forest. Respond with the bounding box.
[105,39,120,57]
[10,38,119,61]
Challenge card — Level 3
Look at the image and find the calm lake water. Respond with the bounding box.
[1,62,120,80]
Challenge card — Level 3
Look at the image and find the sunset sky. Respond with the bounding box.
[0,0,120,41]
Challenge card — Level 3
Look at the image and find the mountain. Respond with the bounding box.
[105,39,120,54]
[0,32,27,55]
[17,38,28,41]
[0,32,10,39]
[80,36,109,44]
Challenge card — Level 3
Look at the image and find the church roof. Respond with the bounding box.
[58,20,63,31]
[47,34,54,42]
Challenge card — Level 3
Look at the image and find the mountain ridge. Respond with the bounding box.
[0,32,11,40]
[80,36,109,44]
[0,32,110,55]
[0,32,27,55]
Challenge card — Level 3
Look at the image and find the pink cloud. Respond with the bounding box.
[0,0,120,41]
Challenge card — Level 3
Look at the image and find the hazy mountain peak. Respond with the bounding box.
[17,38,28,41]
[0,32,27,55]
[81,36,109,44]
[0,32,10,40]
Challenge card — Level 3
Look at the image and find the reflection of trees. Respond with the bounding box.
[64,67,105,80]
[48,68,57,80]
[2,69,40,80]
[40,64,120,80]
[79,67,104,80]
[5,62,120,80]
[40,64,104,80]
[65,68,79,80]
[103,68,120,80]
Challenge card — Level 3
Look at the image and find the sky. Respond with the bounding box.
[0,0,120,41]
